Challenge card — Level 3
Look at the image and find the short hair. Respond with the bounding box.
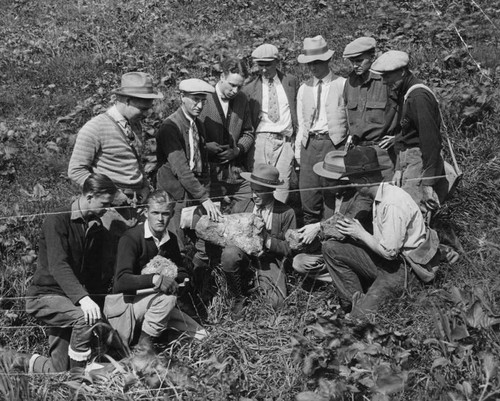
[82,173,117,196]
[220,57,249,78]
[145,190,175,209]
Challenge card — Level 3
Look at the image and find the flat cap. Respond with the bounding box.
[179,78,215,94]
[370,50,409,73]
[343,37,376,58]
[252,44,279,61]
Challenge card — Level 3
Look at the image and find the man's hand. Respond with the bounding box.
[202,199,222,222]
[217,147,240,162]
[422,185,440,211]
[392,170,402,187]
[79,296,101,326]
[335,218,367,242]
[297,222,321,245]
[378,135,395,150]
[206,142,224,155]
[153,274,178,295]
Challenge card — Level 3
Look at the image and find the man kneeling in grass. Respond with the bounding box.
[104,190,207,349]
[221,164,296,318]
[322,146,441,318]
[14,173,117,373]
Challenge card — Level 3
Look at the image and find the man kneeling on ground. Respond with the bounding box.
[104,190,207,349]
[322,146,441,318]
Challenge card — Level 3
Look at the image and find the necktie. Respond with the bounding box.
[190,120,203,174]
[312,79,323,125]
[267,78,280,123]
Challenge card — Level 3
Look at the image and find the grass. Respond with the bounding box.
[1,0,500,399]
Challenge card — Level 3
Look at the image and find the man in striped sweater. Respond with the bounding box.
[68,72,164,237]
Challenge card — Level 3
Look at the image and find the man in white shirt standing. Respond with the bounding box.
[243,44,299,203]
[295,36,348,225]
[322,146,441,318]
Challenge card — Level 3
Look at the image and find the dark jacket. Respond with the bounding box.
[198,90,255,182]
[233,199,296,259]
[242,71,299,134]
[156,107,210,201]
[112,223,188,295]
[394,73,443,184]
[27,201,114,306]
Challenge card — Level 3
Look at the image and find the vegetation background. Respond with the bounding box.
[1,0,499,399]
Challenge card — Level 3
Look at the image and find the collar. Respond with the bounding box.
[180,106,195,124]
[374,182,388,204]
[262,75,280,85]
[215,83,229,102]
[313,71,333,85]
[70,198,86,222]
[144,221,170,246]
[255,199,274,213]
[107,105,127,124]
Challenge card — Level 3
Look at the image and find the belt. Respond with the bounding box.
[257,131,288,138]
[308,131,329,139]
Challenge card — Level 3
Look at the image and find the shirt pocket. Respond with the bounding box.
[365,101,386,125]
[346,100,358,126]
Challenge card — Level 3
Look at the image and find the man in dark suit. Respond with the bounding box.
[198,57,254,209]
[242,44,299,203]
[221,164,297,318]
[156,78,222,252]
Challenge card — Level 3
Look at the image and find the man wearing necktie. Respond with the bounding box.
[295,36,348,225]
[220,164,297,318]
[243,44,299,203]
[156,79,222,253]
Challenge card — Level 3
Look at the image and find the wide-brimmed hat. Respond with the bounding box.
[343,37,376,58]
[252,44,279,62]
[341,146,389,178]
[179,78,215,95]
[112,72,164,99]
[313,150,348,180]
[240,164,283,189]
[370,50,409,74]
[297,35,335,64]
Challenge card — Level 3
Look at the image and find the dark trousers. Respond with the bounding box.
[322,239,405,316]
[299,137,338,225]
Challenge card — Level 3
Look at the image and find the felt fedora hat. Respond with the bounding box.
[313,150,348,180]
[297,35,335,64]
[240,164,284,189]
[341,146,390,178]
[112,72,164,99]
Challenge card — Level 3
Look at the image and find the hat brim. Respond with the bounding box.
[312,161,348,180]
[112,89,164,99]
[297,50,334,64]
[253,57,278,62]
[240,172,283,189]
[343,51,365,58]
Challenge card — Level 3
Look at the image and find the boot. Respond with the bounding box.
[224,270,246,320]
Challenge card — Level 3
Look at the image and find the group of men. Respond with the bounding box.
[12,34,454,374]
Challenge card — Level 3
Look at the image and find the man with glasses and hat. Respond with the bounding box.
[295,35,348,225]
[68,71,164,237]
[243,43,299,203]
[342,37,398,179]
[156,78,222,252]
[220,164,297,318]
[322,146,441,318]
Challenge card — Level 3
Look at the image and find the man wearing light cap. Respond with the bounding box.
[343,37,398,179]
[156,78,222,252]
[370,50,444,213]
[243,43,299,203]
[295,35,348,225]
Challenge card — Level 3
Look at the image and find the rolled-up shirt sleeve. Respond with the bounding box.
[374,203,407,259]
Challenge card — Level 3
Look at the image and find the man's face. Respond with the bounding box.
[146,201,173,237]
[218,73,245,99]
[382,69,405,90]
[87,193,114,218]
[306,59,330,80]
[348,53,373,76]
[182,93,207,118]
[256,60,278,79]
[322,178,342,196]
[128,97,154,121]
[251,183,275,208]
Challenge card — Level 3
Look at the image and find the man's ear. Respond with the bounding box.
[85,192,94,203]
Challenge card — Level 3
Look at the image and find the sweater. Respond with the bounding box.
[68,108,145,190]
[113,223,188,295]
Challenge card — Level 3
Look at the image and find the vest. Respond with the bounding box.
[300,76,348,146]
